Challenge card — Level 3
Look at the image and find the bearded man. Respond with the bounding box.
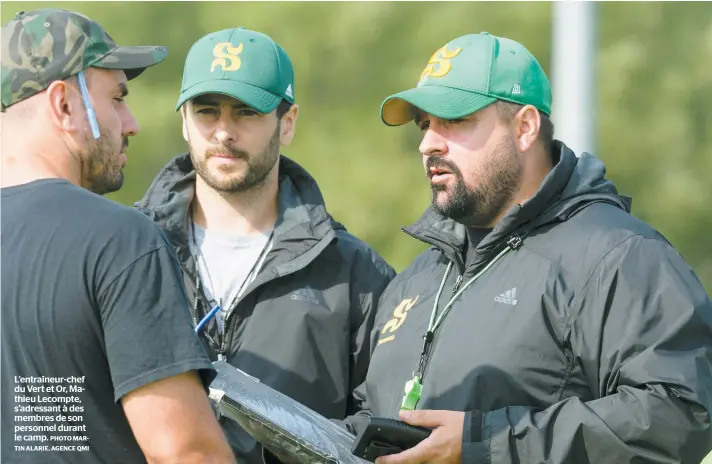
[342,32,712,464]
[135,27,395,463]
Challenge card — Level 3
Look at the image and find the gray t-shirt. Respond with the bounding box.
[189,223,272,333]
[1,179,215,463]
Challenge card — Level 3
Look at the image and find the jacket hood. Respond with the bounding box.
[404,141,632,269]
[135,153,343,255]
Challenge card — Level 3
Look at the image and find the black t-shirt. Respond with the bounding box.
[1,179,216,463]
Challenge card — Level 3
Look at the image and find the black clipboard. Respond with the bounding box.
[208,361,370,464]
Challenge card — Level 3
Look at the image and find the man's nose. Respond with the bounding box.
[419,126,448,158]
[121,107,140,137]
[214,111,236,145]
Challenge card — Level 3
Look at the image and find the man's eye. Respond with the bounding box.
[197,108,216,114]
[114,98,125,103]
[445,118,465,124]
[239,109,259,116]
[418,120,430,131]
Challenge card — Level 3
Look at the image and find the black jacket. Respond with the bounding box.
[136,153,395,462]
[346,142,712,463]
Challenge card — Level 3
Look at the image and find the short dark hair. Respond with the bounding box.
[276,99,293,119]
[495,101,554,156]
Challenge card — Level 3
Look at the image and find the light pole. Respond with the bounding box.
[551,1,597,156]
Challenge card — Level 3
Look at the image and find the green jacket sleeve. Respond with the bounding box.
[463,235,712,464]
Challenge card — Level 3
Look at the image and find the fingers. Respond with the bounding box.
[399,409,448,428]
[375,438,432,464]
[375,410,463,463]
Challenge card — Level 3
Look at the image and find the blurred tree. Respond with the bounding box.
[3,2,710,292]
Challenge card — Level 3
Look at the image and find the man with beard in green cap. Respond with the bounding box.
[343,32,712,464]
[136,27,395,463]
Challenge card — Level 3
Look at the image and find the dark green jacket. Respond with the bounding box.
[136,153,395,462]
[346,141,712,464]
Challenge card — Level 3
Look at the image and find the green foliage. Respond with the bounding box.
[3,2,710,292]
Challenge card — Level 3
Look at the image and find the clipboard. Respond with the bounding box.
[208,360,370,464]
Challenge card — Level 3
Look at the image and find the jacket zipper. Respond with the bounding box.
[217,274,260,360]
[218,300,241,360]
[211,231,274,361]
[556,342,575,401]
[216,231,338,361]
[420,235,523,383]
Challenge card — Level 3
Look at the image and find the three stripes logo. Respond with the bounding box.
[290,286,322,305]
[494,288,518,306]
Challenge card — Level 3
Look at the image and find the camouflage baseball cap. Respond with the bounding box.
[1,8,169,111]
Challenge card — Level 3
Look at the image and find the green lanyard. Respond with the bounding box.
[400,244,514,411]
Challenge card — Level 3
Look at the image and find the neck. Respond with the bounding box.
[516,146,555,205]
[480,147,555,228]
[192,168,279,236]
[0,135,79,189]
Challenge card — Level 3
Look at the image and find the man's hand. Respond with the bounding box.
[375,410,464,464]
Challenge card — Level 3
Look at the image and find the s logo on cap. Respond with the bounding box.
[419,45,462,84]
[211,42,243,72]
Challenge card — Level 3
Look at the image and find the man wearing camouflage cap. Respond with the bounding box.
[343,32,712,463]
[1,9,235,463]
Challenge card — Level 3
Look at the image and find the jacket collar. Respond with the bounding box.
[135,153,342,270]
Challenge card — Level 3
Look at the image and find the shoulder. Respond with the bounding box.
[398,246,444,279]
[525,202,689,290]
[96,200,172,252]
[21,181,167,245]
[100,200,167,237]
[44,183,162,230]
[332,227,396,282]
[379,247,443,299]
[527,202,668,262]
[52,187,174,265]
[569,201,665,242]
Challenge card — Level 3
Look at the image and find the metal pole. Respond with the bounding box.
[551,0,596,156]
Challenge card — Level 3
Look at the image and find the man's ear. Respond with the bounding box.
[46,79,82,134]
[514,104,541,153]
[279,103,299,146]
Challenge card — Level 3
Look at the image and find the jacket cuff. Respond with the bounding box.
[462,410,489,463]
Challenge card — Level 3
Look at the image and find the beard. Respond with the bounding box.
[429,135,522,227]
[189,124,281,193]
[82,124,127,195]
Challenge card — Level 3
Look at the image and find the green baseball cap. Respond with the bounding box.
[1,8,169,111]
[381,32,551,126]
[176,27,294,113]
